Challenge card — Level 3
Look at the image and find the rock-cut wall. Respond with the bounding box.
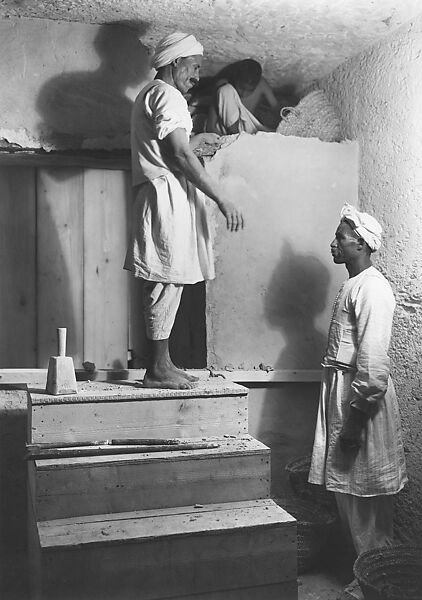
[320,13,422,542]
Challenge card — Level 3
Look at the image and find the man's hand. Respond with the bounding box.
[339,406,368,453]
[190,133,221,151]
[217,199,244,232]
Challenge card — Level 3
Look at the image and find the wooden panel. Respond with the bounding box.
[28,380,248,444]
[27,486,42,600]
[36,168,84,368]
[32,438,270,520]
[0,150,131,170]
[29,395,248,444]
[37,500,296,600]
[83,169,130,369]
[0,167,36,366]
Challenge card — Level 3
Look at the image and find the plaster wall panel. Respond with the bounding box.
[205,133,359,371]
[320,14,422,542]
[0,18,151,150]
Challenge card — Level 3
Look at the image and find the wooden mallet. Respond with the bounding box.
[46,327,78,395]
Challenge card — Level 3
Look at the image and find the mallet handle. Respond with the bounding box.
[57,328,67,357]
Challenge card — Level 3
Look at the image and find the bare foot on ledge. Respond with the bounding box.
[143,367,198,390]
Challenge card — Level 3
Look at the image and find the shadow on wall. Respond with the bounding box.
[35,170,81,369]
[264,240,330,370]
[36,22,151,153]
[249,383,320,498]
[253,241,329,495]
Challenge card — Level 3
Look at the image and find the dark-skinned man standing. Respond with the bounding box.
[309,204,407,600]
[125,32,244,390]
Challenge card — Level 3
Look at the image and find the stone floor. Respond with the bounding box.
[299,572,345,600]
[298,524,357,600]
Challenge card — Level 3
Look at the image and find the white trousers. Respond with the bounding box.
[143,281,184,341]
[335,492,394,555]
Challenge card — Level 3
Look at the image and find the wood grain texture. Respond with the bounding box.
[31,437,270,519]
[35,500,296,600]
[29,395,248,444]
[83,169,130,369]
[0,167,36,366]
[36,168,84,368]
[28,379,248,404]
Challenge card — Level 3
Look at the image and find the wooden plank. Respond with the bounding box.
[128,276,149,369]
[28,379,248,404]
[36,168,84,368]
[37,500,296,600]
[39,498,295,545]
[29,396,248,444]
[27,485,42,600]
[83,169,130,369]
[0,166,36,366]
[31,437,270,519]
[0,150,131,170]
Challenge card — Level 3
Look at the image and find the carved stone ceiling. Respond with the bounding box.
[1,0,421,87]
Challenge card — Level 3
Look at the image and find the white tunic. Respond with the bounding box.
[206,83,267,135]
[309,266,407,497]
[124,79,215,284]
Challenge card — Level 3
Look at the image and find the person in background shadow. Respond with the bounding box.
[204,59,278,135]
[124,31,244,390]
[309,204,408,600]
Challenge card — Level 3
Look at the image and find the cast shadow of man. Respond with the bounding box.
[264,240,330,369]
[256,241,331,496]
[36,22,151,161]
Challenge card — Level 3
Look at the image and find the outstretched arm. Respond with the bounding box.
[163,128,244,232]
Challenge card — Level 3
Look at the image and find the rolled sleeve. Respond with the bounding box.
[145,84,192,140]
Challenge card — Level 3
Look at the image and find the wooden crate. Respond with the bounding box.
[30,499,297,600]
[28,380,249,444]
[28,437,271,520]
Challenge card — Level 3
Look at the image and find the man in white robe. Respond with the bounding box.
[205,59,273,135]
[309,204,407,600]
[125,32,244,389]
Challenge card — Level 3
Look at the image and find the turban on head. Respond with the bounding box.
[152,32,203,70]
[340,203,382,252]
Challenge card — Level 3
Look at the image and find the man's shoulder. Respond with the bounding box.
[135,80,184,106]
[354,266,395,299]
[216,82,237,97]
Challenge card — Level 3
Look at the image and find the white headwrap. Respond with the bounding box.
[152,32,203,70]
[340,203,382,252]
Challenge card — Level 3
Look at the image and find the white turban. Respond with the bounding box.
[340,203,382,252]
[152,32,203,70]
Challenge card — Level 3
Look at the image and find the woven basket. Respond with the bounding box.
[274,496,337,574]
[276,90,342,142]
[285,454,335,508]
[354,545,422,600]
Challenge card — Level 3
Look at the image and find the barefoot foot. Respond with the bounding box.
[143,367,198,390]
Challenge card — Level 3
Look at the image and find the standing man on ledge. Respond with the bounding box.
[309,204,407,600]
[125,32,244,390]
